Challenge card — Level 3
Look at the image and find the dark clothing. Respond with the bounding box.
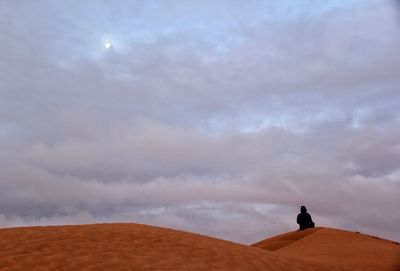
[297,212,315,230]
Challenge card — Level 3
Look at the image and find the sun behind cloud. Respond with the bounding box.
[104,41,112,49]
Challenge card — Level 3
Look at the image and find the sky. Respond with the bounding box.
[0,0,400,244]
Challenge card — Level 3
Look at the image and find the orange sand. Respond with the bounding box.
[253,227,400,271]
[0,223,398,270]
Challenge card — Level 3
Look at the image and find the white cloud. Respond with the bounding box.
[0,0,399,243]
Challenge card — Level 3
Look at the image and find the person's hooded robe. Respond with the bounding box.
[297,206,315,230]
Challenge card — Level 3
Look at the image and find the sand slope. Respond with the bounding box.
[253,227,400,271]
[0,223,398,270]
[0,223,346,271]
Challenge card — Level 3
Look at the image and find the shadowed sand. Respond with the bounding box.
[0,223,399,271]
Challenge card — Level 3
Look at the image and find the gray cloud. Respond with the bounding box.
[0,0,399,243]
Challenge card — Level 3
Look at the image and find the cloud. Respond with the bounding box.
[0,0,399,243]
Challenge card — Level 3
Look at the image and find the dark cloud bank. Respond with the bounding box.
[0,0,399,243]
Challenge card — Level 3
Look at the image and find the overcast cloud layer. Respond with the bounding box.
[1,0,400,243]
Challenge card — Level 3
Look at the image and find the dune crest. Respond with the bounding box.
[252,227,322,251]
[253,227,400,271]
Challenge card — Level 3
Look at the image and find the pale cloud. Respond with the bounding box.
[0,0,399,243]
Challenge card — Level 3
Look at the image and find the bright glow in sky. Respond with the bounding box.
[0,0,400,243]
[104,42,112,49]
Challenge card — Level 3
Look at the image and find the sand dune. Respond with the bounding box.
[253,227,400,271]
[0,223,398,270]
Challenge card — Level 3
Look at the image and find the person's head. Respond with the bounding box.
[300,205,307,213]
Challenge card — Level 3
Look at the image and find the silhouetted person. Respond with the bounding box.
[297,205,315,230]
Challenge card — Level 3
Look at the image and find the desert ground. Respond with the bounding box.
[0,223,399,270]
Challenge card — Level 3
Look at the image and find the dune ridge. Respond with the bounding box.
[253,227,400,271]
[0,223,398,270]
[252,227,322,251]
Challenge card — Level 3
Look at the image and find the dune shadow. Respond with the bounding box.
[252,227,322,251]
